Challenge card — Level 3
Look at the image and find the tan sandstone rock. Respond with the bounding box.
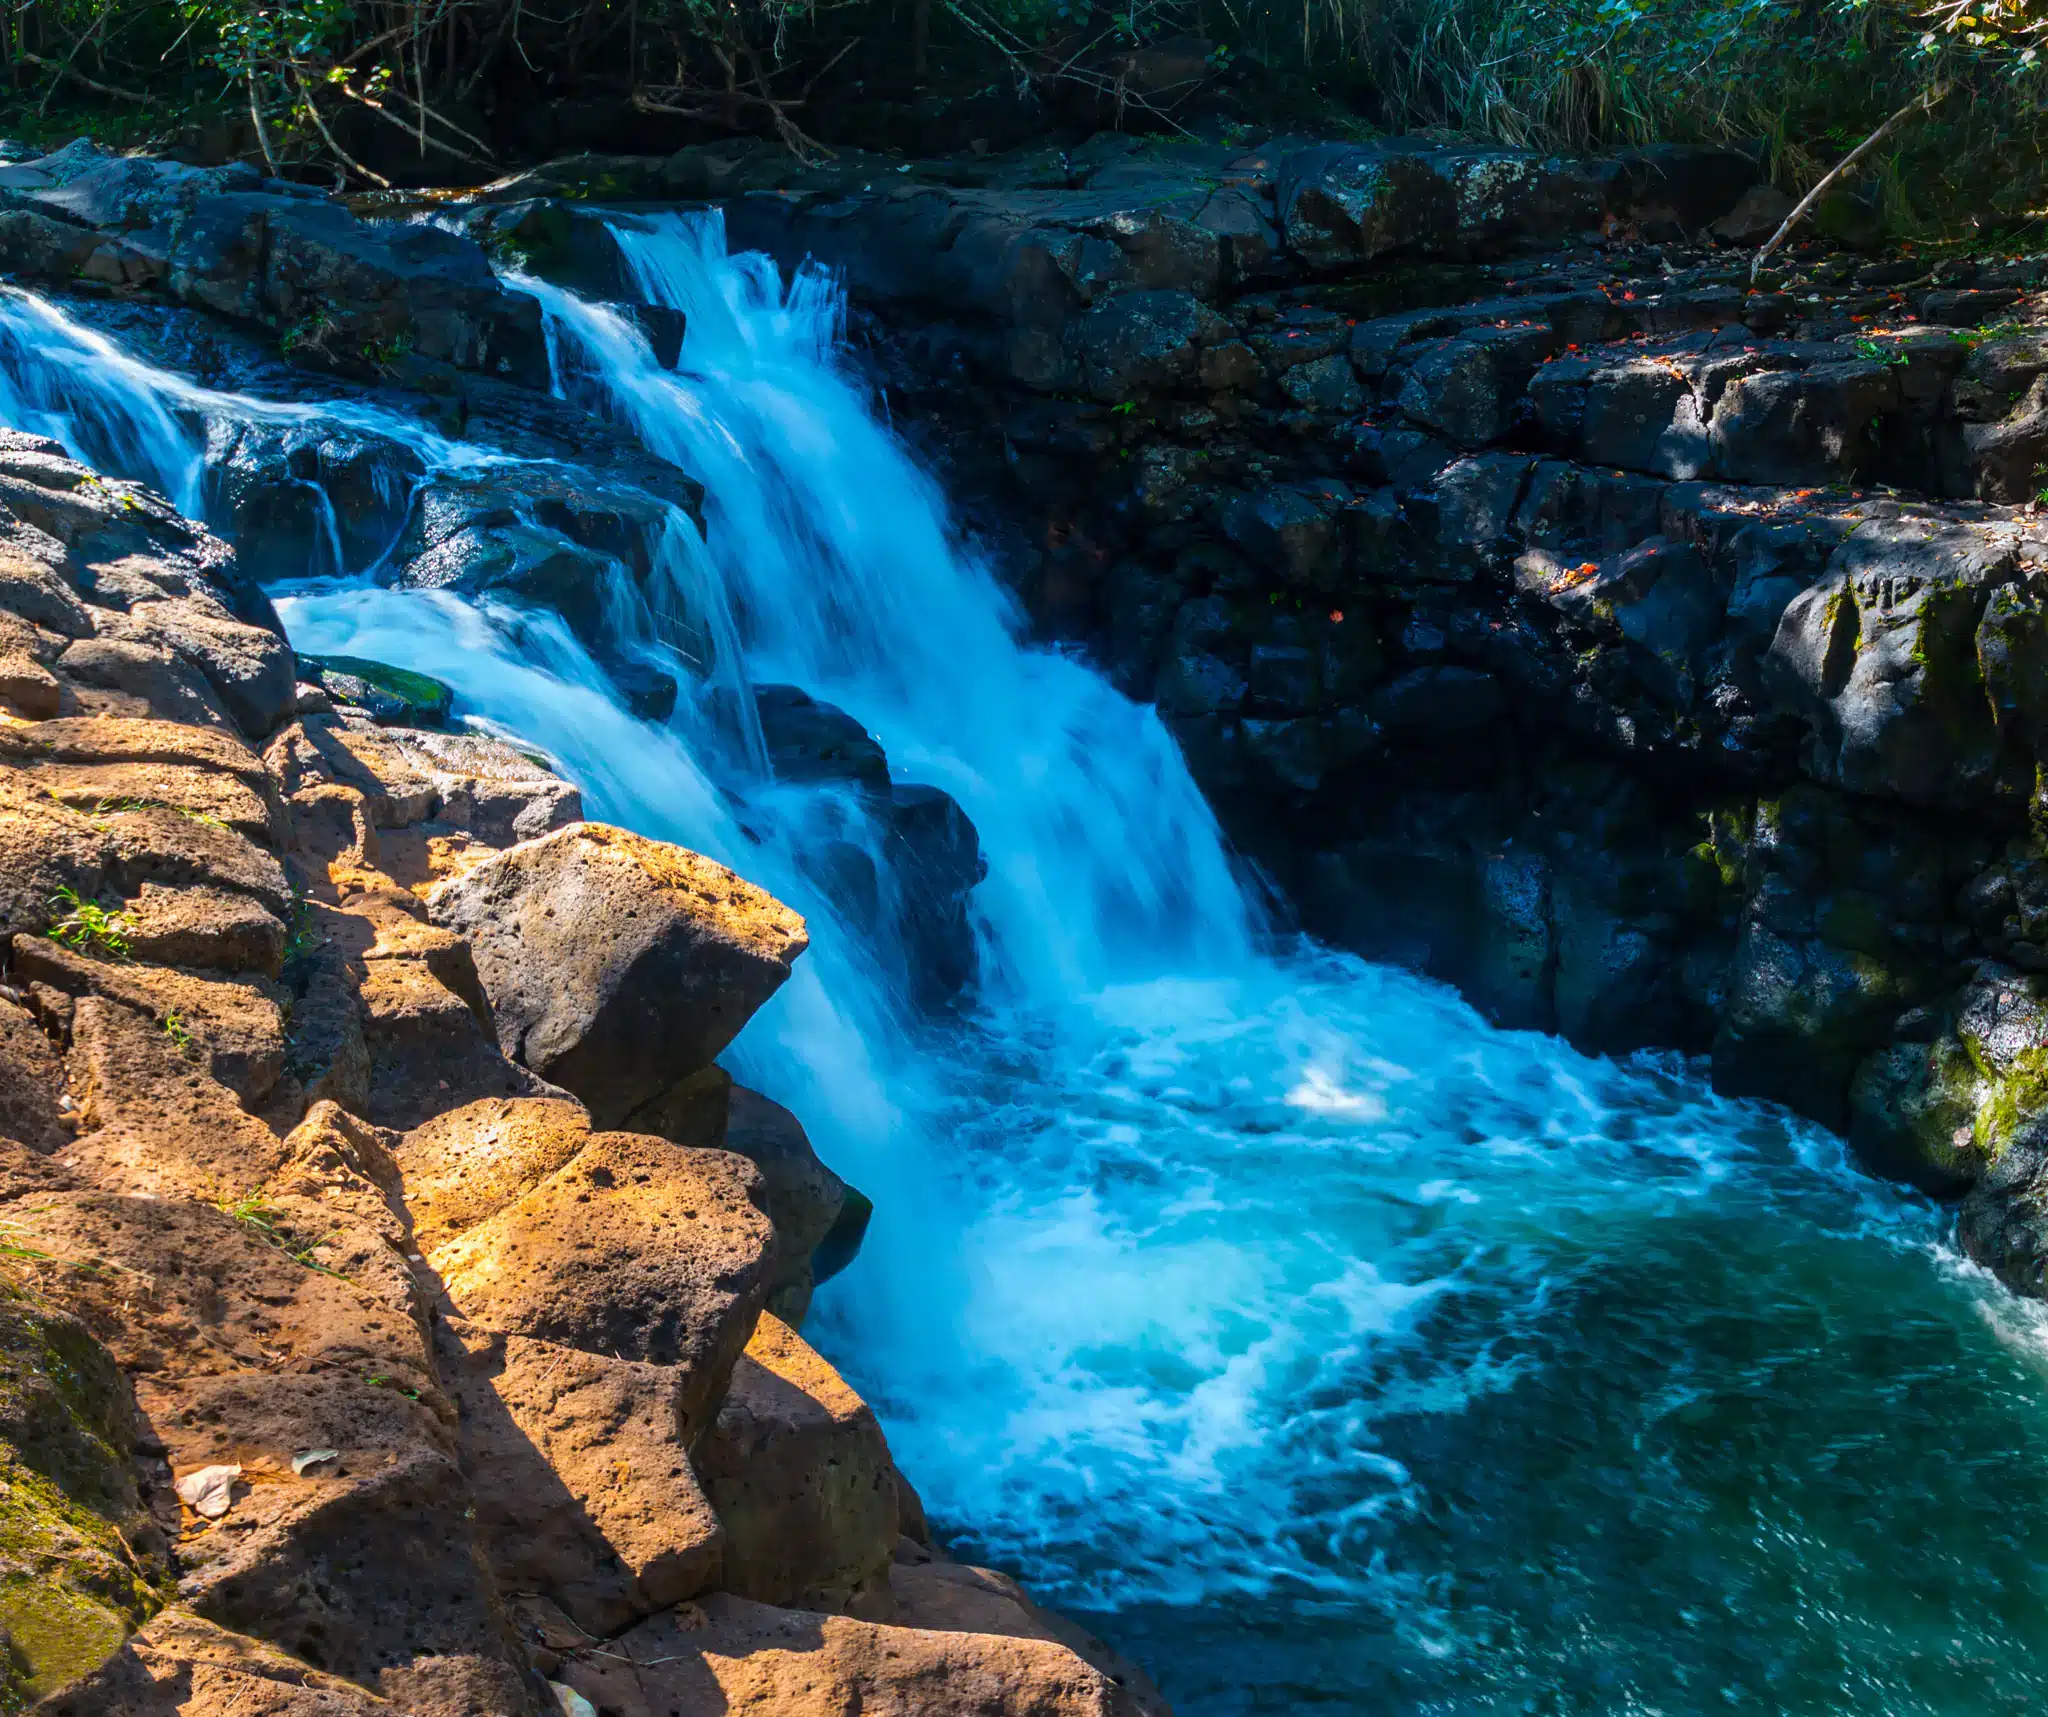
[0,992,66,1152]
[443,1319,724,1637]
[560,1592,1153,1717]
[118,882,288,977]
[391,1095,592,1254]
[57,996,289,1197]
[18,939,287,1106]
[53,634,237,730]
[428,821,808,1126]
[0,766,109,939]
[694,1311,898,1617]
[889,1557,1173,1717]
[41,1607,396,1715]
[0,714,272,797]
[429,1130,774,1436]
[98,800,292,918]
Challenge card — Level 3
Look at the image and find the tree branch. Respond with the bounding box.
[1751,83,1948,285]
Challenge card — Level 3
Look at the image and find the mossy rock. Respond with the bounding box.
[0,1283,167,1705]
[1849,964,2048,1195]
[1849,1035,1990,1194]
[299,654,454,729]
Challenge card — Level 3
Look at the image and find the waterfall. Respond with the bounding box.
[4,221,2045,1716]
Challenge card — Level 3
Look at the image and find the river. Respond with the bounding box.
[5,212,2048,1715]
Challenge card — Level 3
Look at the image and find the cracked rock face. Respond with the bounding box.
[0,444,1169,1716]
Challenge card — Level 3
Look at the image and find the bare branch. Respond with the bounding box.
[1750,82,1948,285]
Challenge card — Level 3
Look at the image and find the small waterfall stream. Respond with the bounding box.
[7,220,2048,1714]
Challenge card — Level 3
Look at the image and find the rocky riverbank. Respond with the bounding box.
[0,434,1157,1711]
[14,117,2048,1703]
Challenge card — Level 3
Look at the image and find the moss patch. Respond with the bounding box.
[0,1282,168,1704]
[299,654,454,728]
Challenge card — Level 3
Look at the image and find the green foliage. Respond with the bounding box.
[161,1011,195,1059]
[43,890,131,961]
[218,1195,348,1279]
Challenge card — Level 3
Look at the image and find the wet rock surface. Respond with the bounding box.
[0,447,1159,1714]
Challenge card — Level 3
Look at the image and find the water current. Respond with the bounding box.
[6,216,2048,1715]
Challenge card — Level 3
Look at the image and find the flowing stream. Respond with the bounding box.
[9,217,2048,1714]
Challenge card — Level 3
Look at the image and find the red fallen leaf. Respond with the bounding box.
[1623,290,1637,301]
[1329,609,1345,623]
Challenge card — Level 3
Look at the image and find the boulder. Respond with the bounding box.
[0,768,111,940]
[340,898,562,1131]
[6,1191,437,1406]
[443,1320,724,1637]
[1852,964,2048,1198]
[693,1312,898,1615]
[297,656,453,728]
[1712,909,1913,1128]
[427,1130,775,1436]
[1398,330,1548,449]
[750,684,889,791]
[268,718,581,849]
[0,995,66,1153]
[57,996,289,1199]
[42,1608,397,1716]
[1069,289,1230,401]
[890,1556,1172,1717]
[724,1086,849,1311]
[115,882,287,976]
[1765,515,2024,807]
[0,1281,168,1705]
[392,1094,594,1253]
[427,822,807,1126]
[15,937,287,1103]
[560,1591,1154,1717]
[1277,145,1459,268]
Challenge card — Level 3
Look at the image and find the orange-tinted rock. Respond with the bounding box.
[0,765,109,940]
[889,1557,1173,1717]
[392,1095,592,1254]
[561,1592,1153,1717]
[6,1193,436,1402]
[54,635,236,730]
[58,996,288,1197]
[0,991,65,1152]
[26,760,279,845]
[171,1446,533,1715]
[18,939,287,1105]
[427,822,807,1125]
[118,882,287,977]
[443,1319,724,1636]
[429,1131,773,1437]
[694,1312,897,1616]
[42,1608,397,1715]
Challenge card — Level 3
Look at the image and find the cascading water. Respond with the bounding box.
[10,224,2048,1714]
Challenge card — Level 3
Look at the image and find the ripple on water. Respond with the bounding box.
[818,946,2048,1717]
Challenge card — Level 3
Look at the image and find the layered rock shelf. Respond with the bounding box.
[0,440,1159,1712]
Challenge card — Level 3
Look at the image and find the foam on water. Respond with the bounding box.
[9,220,2048,1714]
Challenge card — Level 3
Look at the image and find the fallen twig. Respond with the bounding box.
[1751,84,1949,284]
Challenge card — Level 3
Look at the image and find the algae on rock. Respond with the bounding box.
[0,1279,168,1706]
